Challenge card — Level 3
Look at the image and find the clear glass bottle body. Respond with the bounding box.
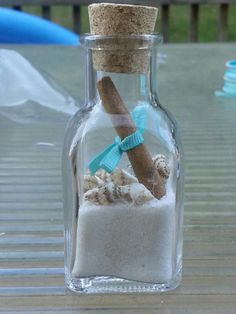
[62,34,184,293]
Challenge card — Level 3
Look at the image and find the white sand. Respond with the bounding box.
[72,189,176,283]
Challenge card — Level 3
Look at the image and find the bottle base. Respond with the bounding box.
[66,270,182,294]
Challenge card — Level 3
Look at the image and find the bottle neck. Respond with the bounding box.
[85,47,159,110]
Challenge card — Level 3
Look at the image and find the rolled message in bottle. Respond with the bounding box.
[97,76,166,199]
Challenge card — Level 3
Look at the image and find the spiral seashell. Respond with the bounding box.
[96,168,138,186]
[83,174,103,192]
[84,182,154,205]
[84,182,120,205]
[152,154,170,179]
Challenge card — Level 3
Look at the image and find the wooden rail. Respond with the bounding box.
[0,0,234,42]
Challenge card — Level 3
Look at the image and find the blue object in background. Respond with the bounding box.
[215,60,236,98]
[0,8,79,45]
[223,60,236,96]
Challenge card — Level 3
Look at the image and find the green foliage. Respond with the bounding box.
[228,5,236,41]
[198,5,218,42]
[168,5,189,42]
[81,6,90,33]
[24,4,236,42]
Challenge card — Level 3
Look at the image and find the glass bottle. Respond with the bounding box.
[62,34,184,293]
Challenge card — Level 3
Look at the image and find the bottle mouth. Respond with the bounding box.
[80,33,162,50]
[81,33,162,74]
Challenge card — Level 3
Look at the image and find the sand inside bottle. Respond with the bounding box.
[72,181,175,284]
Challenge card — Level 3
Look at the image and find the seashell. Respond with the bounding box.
[84,182,154,205]
[152,154,170,179]
[128,183,154,205]
[96,168,138,186]
[83,174,103,192]
[84,182,119,205]
[94,169,109,182]
[110,168,138,186]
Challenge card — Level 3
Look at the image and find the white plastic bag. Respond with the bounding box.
[0,49,78,123]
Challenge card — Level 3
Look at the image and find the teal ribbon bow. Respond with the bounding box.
[88,104,148,175]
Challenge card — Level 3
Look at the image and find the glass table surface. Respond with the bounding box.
[0,44,236,313]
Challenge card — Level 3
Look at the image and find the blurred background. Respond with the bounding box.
[2,1,236,42]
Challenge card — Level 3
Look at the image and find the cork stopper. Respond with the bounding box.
[88,3,158,73]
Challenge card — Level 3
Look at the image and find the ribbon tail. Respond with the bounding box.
[99,145,122,173]
[88,142,117,175]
